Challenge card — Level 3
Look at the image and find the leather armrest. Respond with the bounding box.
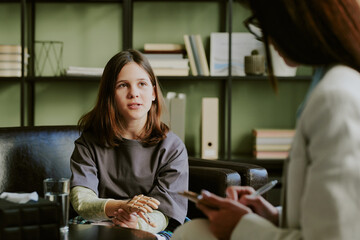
[189,157,268,190]
[187,166,240,219]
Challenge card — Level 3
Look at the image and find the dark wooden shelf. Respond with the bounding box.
[33,0,121,3]
[26,76,101,82]
[158,76,227,81]
[17,75,312,83]
[134,0,227,2]
[0,77,23,83]
[232,75,312,82]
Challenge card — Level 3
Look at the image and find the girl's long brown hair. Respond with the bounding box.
[245,0,360,91]
[79,49,169,147]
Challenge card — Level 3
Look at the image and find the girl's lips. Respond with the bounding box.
[128,103,141,109]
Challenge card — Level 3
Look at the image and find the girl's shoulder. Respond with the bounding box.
[160,131,186,149]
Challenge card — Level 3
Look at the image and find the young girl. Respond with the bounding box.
[69,49,188,235]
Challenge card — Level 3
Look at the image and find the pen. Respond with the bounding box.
[251,180,278,197]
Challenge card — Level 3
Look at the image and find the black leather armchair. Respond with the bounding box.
[0,126,268,220]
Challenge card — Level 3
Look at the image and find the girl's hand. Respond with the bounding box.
[112,209,138,228]
[111,195,160,228]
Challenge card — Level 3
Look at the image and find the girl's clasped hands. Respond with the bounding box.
[111,194,160,228]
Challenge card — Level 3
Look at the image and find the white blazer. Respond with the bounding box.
[232,65,360,240]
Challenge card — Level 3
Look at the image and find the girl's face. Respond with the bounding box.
[115,62,155,127]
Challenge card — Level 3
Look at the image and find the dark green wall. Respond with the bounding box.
[0,2,311,156]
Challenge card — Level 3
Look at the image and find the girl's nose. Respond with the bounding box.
[127,86,139,98]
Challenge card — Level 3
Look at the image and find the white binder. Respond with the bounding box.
[162,92,186,143]
[201,98,219,159]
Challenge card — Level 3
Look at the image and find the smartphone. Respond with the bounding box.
[178,191,218,209]
[178,191,201,203]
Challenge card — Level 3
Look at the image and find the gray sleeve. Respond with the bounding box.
[70,134,100,195]
[148,134,189,224]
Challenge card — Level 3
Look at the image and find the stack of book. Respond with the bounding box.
[143,43,189,76]
[0,44,28,77]
[183,34,209,76]
[252,128,296,159]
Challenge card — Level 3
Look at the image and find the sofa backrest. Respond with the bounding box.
[0,126,80,196]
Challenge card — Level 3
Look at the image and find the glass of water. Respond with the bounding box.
[43,178,70,233]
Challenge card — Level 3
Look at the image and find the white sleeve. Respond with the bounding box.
[298,69,360,239]
[231,214,301,240]
[70,186,112,221]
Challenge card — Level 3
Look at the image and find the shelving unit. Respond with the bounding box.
[0,0,311,160]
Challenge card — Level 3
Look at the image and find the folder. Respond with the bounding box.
[201,98,219,159]
[162,92,186,143]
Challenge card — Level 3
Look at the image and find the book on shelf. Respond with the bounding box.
[189,35,203,75]
[253,151,289,160]
[143,53,184,60]
[0,45,29,77]
[0,62,22,69]
[194,34,210,76]
[183,35,198,76]
[183,34,210,76]
[252,129,296,138]
[142,49,189,76]
[152,68,189,76]
[0,69,27,77]
[144,43,185,52]
[254,136,294,145]
[254,144,292,152]
[0,53,28,63]
[252,128,295,160]
[210,32,264,76]
[0,45,26,54]
[148,58,189,69]
[63,66,104,77]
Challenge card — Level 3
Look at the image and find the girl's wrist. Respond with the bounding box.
[105,199,128,217]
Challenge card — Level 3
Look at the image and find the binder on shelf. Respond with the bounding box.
[162,92,186,142]
[201,97,219,159]
[210,32,264,76]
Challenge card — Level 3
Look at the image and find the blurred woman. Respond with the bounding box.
[173,0,360,239]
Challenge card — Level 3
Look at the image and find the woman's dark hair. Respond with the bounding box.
[246,0,360,91]
[79,49,169,147]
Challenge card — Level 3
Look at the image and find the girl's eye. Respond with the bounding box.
[139,81,148,87]
[117,83,127,88]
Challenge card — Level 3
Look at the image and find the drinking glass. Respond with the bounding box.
[43,178,70,233]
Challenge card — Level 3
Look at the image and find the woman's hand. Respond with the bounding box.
[107,195,160,228]
[226,186,279,225]
[197,190,252,240]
